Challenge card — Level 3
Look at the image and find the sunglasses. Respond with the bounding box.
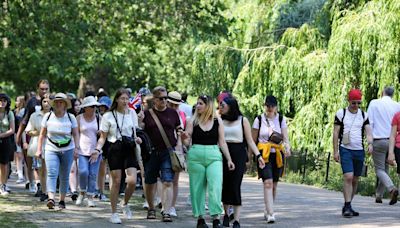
[351,101,362,105]
[200,95,208,101]
[156,96,168,100]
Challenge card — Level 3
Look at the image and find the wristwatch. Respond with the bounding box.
[256,154,262,160]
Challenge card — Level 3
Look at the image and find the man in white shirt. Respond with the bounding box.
[367,86,400,205]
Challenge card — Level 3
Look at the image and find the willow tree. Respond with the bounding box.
[191,0,400,156]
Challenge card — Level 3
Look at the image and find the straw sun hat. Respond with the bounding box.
[50,93,72,109]
[167,91,182,105]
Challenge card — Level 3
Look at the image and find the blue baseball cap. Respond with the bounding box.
[98,96,112,109]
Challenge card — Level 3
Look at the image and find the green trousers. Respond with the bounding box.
[188,144,223,217]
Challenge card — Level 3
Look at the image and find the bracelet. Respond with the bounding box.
[256,154,262,160]
[95,148,102,154]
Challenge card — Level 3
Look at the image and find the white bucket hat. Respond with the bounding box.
[50,93,72,109]
[79,96,101,108]
[167,91,182,105]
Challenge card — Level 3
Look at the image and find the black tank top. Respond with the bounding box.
[192,119,219,145]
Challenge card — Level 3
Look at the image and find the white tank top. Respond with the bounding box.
[223,117,243,143]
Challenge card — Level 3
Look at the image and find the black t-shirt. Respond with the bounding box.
[143,108,181,151]
[192,118,219,145]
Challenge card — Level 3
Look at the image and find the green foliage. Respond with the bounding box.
[0,0,228,94]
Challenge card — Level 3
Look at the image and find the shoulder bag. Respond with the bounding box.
[265,114,284,144]
[149,109,185,172]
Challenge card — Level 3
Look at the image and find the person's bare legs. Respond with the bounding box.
[122,168,137,205]
[263,179,274,216]
[110,170,122,213]
[172,171,180,207]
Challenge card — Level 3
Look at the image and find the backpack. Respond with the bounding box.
[337,108,366,144]
[136,128,154,162]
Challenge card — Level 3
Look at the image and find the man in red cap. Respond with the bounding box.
[333,89,373,218]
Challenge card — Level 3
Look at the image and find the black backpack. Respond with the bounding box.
[136,128,154,162]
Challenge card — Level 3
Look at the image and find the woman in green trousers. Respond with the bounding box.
[183,95,235,228]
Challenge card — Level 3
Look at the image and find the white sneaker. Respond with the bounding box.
[29,183,36,193]
[120,202,133,219]
[99,193,108,201]
[76,194,85,206]
[87,198,96,207]
[5,185,11,192]
[143,201,149,209]
[16,178,25,184]
[0,185,9,196]
[267,214,275,223]
[169,207,177,217]
[109,213,121,224]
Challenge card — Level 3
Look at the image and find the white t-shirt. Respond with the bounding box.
[335,108,369,150]
[100,109,138,143]
[26,110,44,133]
[252,114,287,152]
[41,112,78,152]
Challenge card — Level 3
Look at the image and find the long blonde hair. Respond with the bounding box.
[192,95,215,126]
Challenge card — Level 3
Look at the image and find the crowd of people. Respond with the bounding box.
[1,79,399,227]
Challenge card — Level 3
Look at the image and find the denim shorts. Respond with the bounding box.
[144,148,174,184]
[339,146,365,176]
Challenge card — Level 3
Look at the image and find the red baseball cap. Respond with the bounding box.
[348,89,362,101]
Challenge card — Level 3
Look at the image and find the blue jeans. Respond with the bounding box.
[45,149,74,194]
[78,154,102,195]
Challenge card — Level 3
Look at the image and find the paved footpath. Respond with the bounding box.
[2,173,400,228]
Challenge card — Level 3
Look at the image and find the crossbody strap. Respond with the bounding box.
[149,109,172,149]
[112,111,125,139]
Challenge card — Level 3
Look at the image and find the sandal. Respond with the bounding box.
[147,209,156,219]
[162,213,172,222]
[47,199,55,209]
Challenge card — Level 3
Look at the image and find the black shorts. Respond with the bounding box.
[258,153,284,182]
[395,147,400,174]
[102,141,110,160]
[107,141,138,171]
[0,136,15,164]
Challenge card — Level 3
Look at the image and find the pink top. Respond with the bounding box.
[179,110,186,129]
[78,115,98,156]
[391,112,400,148]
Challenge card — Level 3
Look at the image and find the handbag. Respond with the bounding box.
[27,136,38,157]
[265,115,283,144]
[149,109,186,172]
